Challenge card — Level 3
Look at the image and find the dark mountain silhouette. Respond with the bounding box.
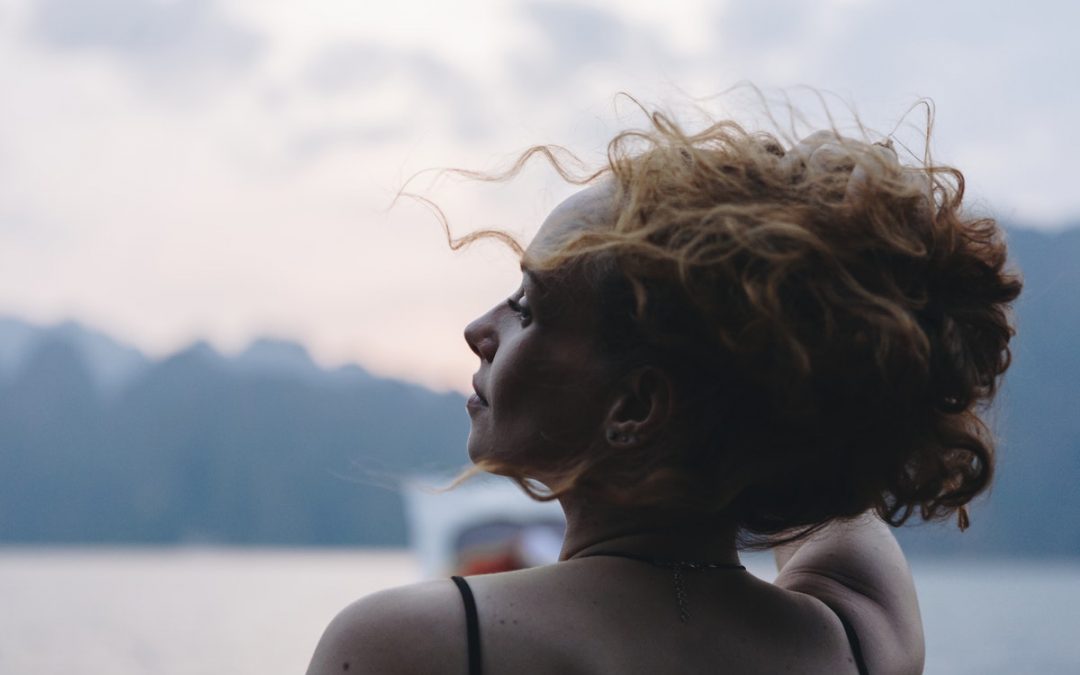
[0,317,148,394]
[897,225,1080,557]
[0,327,468,546]
[0,225,1077,553]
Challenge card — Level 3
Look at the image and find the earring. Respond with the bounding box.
[606,429,635,444]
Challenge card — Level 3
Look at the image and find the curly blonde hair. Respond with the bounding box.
[439,103,1021,542]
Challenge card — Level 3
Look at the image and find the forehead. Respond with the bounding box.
[524,183,616,262]
[518,185,619,347]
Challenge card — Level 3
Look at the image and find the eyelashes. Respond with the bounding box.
[506,291,533,324]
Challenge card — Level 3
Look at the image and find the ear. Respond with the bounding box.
[602,366,674,448]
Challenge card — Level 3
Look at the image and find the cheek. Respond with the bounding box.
[502,378,606,463]
[467,326,610,472]
[468,385,591,471]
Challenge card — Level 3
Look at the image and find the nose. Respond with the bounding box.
[464,312,497,362]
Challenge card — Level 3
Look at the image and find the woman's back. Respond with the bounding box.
[445,561,864,675]
[309,515,918,675]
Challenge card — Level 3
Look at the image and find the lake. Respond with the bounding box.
[1,549,1077,674]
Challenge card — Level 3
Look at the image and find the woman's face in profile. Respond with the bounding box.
[463,185,617,478]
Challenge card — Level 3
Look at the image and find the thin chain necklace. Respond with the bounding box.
[576,550,745,623]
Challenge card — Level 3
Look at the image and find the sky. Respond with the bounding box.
[1,0,1077,393]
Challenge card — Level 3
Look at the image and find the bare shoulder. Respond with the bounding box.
[306,580,467,675]
[773,515,925,675]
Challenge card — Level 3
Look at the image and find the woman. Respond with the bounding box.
[307,110,1021,675]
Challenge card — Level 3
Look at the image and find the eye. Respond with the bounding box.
[506,290,533,325]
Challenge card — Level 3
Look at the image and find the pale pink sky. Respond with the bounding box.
[1,0,1076,392]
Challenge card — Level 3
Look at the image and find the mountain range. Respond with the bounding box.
[0,321,468,546]
[0,225,1077,554]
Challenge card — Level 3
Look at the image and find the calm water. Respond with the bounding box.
[1,549,1077,674]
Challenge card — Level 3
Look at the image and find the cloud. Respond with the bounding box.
[521,1,628,68]
[303,42,396,95]
[286,124,412,163]
[29,0,263,76]
[300,40,494,143]
[716,1,820,53]
[304,40,471,99]
[508,0,681,105]
[510,1,644,91]
[702,0,1080,224]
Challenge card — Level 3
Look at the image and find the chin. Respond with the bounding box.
[466,431,493,466]
[466,434,525,476]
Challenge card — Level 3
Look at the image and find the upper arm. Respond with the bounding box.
[306,581,466,675]
[773,515,925,675]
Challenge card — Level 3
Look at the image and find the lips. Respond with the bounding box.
[470,376,489,408]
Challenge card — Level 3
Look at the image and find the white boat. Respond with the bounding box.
[403,475,565,579]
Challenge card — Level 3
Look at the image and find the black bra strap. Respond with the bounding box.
[836,613,870,675]
[450,576,482,675]
[450,571,864,675]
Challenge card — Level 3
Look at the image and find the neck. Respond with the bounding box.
[557,494,740,566]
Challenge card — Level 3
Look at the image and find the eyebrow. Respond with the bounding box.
[521,265,546,291]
